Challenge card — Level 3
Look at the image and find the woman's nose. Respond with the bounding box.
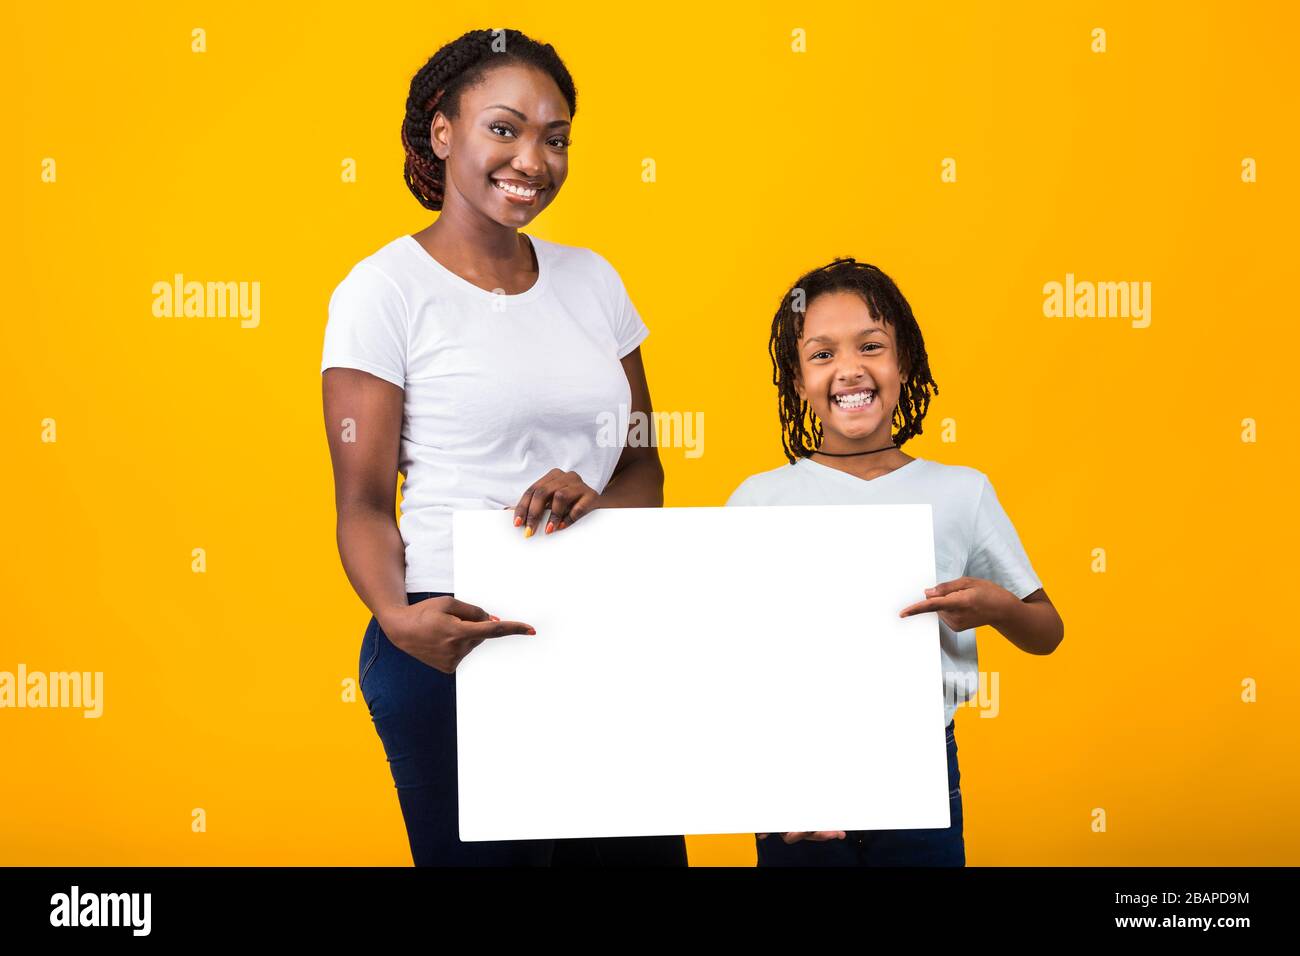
[512,142,545,177]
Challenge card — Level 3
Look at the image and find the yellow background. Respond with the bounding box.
[4,1,1297,865]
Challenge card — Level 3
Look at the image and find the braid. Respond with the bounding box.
[401,28,577,211]
[769,258,939,464]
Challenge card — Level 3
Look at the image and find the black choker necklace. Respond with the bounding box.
[808,444,897,459]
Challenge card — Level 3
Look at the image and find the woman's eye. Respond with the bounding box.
[488,122,516,137]
[549,136,571,149]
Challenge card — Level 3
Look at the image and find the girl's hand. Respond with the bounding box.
[757,831,848,843]
[511,469,601,537]
[898,576,1020,632]
[380,597,534,674]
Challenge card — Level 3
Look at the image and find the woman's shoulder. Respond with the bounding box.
[333,235,418,292]
[529,235,626,283]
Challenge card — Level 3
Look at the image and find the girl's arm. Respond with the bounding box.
[596,347,665,508]
[900,580,1064,655]
[989,588,1064,656]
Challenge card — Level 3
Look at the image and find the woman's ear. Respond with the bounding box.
[430,111,451,161]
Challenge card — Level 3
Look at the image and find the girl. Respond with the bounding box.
[321,28,686,867]
[725,257,1064,866]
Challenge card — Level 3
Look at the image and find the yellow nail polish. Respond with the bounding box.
[523,526,533,538]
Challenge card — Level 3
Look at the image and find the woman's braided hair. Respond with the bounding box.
[401,28,578,211]
[769,257,939,463]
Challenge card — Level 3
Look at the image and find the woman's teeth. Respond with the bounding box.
[834,391,875,410]
[493,180,539,198]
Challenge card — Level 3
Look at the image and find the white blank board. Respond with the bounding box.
[451,504,950,841]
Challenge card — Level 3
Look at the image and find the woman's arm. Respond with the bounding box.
[597,347,665,508]
[323,368,534,668]
[321,368,410,630]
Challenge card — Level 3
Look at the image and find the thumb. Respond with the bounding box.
[442,598,489,622]
[926,578,968,597]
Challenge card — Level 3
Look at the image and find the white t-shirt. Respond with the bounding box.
[321,233,649,593]
[725,456,1043,726]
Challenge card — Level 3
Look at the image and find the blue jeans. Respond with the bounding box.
[359,591,688,866]
[755,719,966,866]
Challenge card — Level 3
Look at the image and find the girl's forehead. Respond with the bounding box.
[800,294,889,338]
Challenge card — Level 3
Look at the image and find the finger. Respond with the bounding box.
[512,487,535,531]
[561,490,599,529]
[524,484,555,537]
[442,598,489,622]
[460,619,536,639]
[757,833,769,840]
[782,832,807,844]
[926,577,974,597]
[545,487,574,534]
[807,831,847,841]
[899,595,954,618]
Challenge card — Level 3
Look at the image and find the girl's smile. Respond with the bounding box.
[831,385,878,413]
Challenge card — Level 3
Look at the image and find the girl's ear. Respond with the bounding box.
[793,368,806,402]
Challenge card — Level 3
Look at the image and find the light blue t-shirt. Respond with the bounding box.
[725,456,1043,726]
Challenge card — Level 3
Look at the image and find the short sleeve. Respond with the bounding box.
[321,262,408,388]
[964,475,1044,600]
[724,477,758,507]
[589,250,649,359]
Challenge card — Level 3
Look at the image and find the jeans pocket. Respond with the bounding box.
[358,617,381,707]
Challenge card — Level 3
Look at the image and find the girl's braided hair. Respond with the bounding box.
[401,28,577,211]
[769,257,939,463]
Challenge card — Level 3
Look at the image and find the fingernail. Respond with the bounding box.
[545,521,554,534]
[489,615,500,622]
[514,516,522,527]
[925,587,936,594]
[523,526,533,538]
[526,627,536,635]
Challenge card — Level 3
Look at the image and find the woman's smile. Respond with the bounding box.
[491,176,546,204]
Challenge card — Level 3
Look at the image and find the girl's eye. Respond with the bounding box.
[862,343,883,352]
[811,350,831,360]
[488,122,516,138]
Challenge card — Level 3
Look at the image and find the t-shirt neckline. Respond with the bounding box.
[798,454,924,485]
[403,232,549,302]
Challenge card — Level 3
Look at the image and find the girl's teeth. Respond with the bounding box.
[835,391,875,408]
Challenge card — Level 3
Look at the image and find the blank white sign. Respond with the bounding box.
[451,504,950,841]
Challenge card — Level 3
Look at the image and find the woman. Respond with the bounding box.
[321,28,686,867]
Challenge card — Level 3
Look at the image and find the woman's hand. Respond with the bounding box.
[758,831,847,843]
[898,576,1021,632]
[379,597,534,674]
[511,468,601,537]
